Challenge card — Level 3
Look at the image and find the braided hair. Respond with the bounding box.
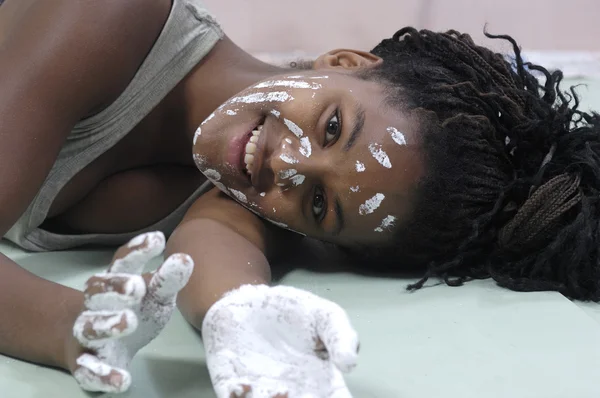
[357,27,600,301]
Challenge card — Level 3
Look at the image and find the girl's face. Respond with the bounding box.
[193,69,425,246]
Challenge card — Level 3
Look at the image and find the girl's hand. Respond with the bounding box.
[68,232,194,393]
[203,284,359,398]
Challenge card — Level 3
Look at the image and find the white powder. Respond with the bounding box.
[229,189,248,203]
[368,143,392,169]
[355,161,366,172]
[299,137,312,157]
[359,193,385,215]
[387,127,407,146]
[374,215,397,232]
[284,118,303,138]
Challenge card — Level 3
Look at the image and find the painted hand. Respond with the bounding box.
[70,231,194,393]
[203,284,359,398]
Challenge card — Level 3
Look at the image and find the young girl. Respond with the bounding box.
[1,0,598,397]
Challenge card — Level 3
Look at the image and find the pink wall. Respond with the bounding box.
[203,0,600,54]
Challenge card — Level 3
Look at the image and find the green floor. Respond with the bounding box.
[1,78,600,398]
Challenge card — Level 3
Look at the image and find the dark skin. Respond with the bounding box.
[0,0,424,392]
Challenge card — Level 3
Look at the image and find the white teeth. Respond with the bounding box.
[244,125,263,173]
[245,142,257,154]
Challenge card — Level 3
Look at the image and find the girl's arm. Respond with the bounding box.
[165,188,299,329]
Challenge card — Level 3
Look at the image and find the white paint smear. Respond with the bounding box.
[193,127,201,145]
[284,118,303,138]
[229,189,248,204]
[374,215,397,232]
[193,154,206,168]
[290,174,305,186]
[355,161,366,172]
[359,193,385,215]
[299,137,312,157]
[285,138,293,144]
[368,143,392,169]
[227,92,294,106]
[260,192,266,197]
[350,186,360,193]
[268,219,288,228]
[387,127,407,146]
[203,169,221,181]
[254,80,321,90]
[279,169,297,179]
[201,112,215,125]
[280,154,299,164]
[226,110,237,116]
[271,109,281,118]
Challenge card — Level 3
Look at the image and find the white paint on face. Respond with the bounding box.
[193,127,201,145]
[284,118,303,138]
[285,138,293,144]
[229,189,248,204]
[374,215,397,232]
[260,192,266,197]
[227,92,294,106]
[355,161,366,172]
[193,154,207,169]
[212,181,228,193]
[290,174,305,186]
[280,154,299,164]
[276,183,285,187]
[226,110,238,116]
[254,80,322,90]
[299,137,312,158]
[271,110,281,118]
[201,113,215,126]
[279,169,297,179]
[310,76,329,79]
[350,186,360,193]
[312,92,316,99]
[203,169,221,181]
[273,208,277,213]
[286,75,303,79]
[268,219,288,229]
[359,193,385,215]
[368,143,392,169]
[387,127,407,146]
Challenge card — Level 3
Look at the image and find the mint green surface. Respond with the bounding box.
[1,78,600,397]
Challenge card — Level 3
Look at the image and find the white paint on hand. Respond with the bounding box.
[359,193,385,215]
[291,174,306,186]
[229,189,248,204]
[202,284,358,398]
[299,137,312,158]
[284,118,303,138]
[280,154,299,164]
[387,127,407,146]
[203,169,221,181]
[355,161,366,172]
[254,80,322,90]
[374,215,397,232]
[368,143,392,169]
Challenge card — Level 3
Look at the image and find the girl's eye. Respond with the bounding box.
[312,187,327,221]
[325,110,341,145]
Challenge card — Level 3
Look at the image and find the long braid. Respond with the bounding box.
[353,27,600,300]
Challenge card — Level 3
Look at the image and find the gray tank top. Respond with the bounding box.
[4,0,223,251]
